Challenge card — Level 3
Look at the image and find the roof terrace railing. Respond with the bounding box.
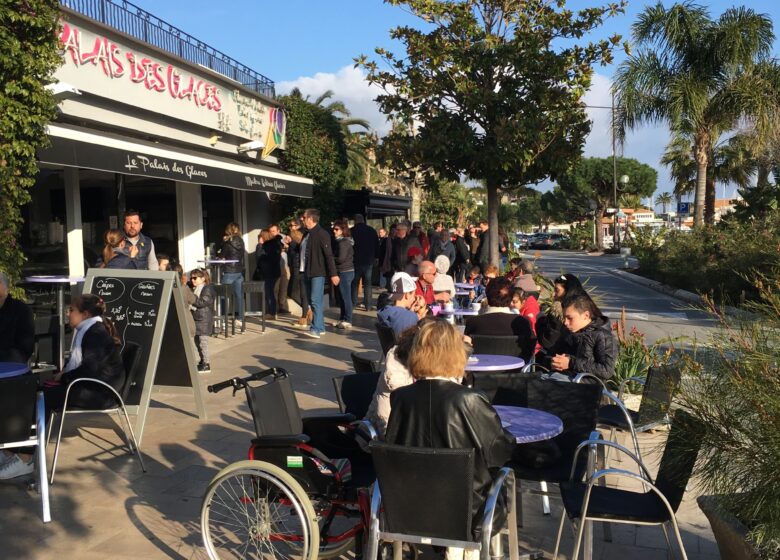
[60,0,275,98]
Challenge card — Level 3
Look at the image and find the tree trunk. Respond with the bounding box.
[486,180,501,267]
[693,140,708,226]
[705,177,716,225]
[409,170,423,223]
[595,208,605,250]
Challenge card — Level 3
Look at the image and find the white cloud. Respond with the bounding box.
[277,65,392,135]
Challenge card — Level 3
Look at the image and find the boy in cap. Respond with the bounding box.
[377,272,428,337]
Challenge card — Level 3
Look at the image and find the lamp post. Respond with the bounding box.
[616,174,629,249]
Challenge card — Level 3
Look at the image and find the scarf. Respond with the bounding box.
[192,283,204,311]
[63,316,103,373]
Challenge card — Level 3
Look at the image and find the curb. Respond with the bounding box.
[609,268,754,319]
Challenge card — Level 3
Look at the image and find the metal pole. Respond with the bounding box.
[611,91,619,249]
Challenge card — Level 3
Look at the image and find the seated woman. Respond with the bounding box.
[100,229,138,269]
[550,292,616,383]
[385,320,516,535]
[432,255,455,304]
[0,294,125,480]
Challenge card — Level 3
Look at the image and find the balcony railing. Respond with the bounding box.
[60,0,275,98]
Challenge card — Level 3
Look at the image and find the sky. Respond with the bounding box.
[129,0,780,207]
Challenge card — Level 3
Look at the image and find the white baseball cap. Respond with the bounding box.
[390,272,416,299]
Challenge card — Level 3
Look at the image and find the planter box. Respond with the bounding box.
[697,495,760,560]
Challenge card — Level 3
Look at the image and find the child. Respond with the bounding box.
[510,287,540,335]
[190,269,216,373]
[505,257,523,282]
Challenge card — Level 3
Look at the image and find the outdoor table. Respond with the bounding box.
[439,308,479,317]
[455,290,470,296]
[196,259,238,285]
[0,362,31,379]
[455,282,476,290]
[24,276,85,371]
[464,354,525,372]
[493,405,563,444]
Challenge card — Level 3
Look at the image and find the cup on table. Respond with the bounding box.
[444,301,454,312]
[471,302,481,312]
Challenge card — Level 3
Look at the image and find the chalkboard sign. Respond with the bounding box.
[83,269,206,443]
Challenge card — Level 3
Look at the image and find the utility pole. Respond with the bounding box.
[611,91,619,249]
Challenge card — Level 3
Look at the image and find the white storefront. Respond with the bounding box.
[27,7,312,277]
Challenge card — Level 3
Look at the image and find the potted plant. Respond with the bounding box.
[671,271,780,559]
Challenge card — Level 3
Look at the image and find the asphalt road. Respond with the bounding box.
[522,250,717,346]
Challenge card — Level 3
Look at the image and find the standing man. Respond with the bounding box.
[475,219,490,272]
[350,214,379,311]
[269,223,291,315]
[123,210,158,270]
[453,227,471,282]
[391,223,421,274]
[301,208,339,339]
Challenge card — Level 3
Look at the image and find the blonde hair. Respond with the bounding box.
[224,222,241,239]
[101,229,124,267]
[407,320,466,380]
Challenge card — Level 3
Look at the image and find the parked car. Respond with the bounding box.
[513,233,530,250]
[528,233,567,249]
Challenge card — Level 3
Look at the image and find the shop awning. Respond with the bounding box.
[39,124,313,198]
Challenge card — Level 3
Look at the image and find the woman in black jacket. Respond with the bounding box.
[0,294,125,480]
[332,219,355,329]
[218,222,246,325]
[255,229,281,317]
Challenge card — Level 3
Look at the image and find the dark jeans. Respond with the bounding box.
[351,263,373,309]
[339,270,355,324]
[220,272,244,321]
[264,277,278,315]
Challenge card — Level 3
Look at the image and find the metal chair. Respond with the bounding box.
[241,280,266,333]
[374,322,398,356]
[0,374,50,522]
[350,351,383,374]
[332,371,381,419]
[553,410,702,560]
[366,441,519,560]
[48,342,147,483]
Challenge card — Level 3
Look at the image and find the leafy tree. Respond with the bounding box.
[358,0,626,266]
[614,2,777,226]
[655,192,673,214]
[0,0,60,291]
[420,179,478,228]
[276,89,349,223]
[557,157,657,249]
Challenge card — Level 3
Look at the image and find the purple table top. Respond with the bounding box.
[24,276,85,283]
[494,405,563,444]
[0,362,30,379]
[455,290,470,296]
[455,282,477,289]
[197,259,239,264]
[464,354,525,372]
[440,308,479,316]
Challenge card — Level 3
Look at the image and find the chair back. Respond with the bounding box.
[350,351,383,374]
[528,378,601,461]
[472,371,531,406]
[120,341,143,402]
[470,335,522,357]
[245,373,303,437]
[0,374,37,444]
[654,410,703,512]
[332,372,381,418]
[371,442,475,542]
[636,365,681,426]
[375,322,398,356]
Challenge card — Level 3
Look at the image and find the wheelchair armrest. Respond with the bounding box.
[252,434,310,447]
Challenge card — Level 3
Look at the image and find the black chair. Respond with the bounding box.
[48,342,147,483]
[597,366,682,462]
[332,371,381,419]
[375,322,398,356]
[553,410,702,560]
[350,351,383,374]
[366,442,519,560]
[471,371,532,407]
[32,314,59,368]
[0,373,50,522]
[470,334,534,363]
[241,280,266,333]
[509,379,602,516]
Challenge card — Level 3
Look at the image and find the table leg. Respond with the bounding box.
[57,285,65,371]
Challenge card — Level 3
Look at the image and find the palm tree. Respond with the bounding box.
[614,2,776,226]
[655,192,673,214]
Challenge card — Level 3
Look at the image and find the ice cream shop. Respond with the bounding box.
[25,0,314,279]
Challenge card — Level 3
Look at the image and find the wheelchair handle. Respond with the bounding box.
[207,368,288,394]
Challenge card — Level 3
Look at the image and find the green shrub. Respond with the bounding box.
[610,309,675,394]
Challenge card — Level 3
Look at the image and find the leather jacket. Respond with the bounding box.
[386,379,516,522]
[219,236,245,274]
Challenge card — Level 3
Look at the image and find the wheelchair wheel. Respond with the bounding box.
[309,497,359,559]
[201,460,319,560]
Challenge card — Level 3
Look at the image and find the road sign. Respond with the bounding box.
[677,202,691,214]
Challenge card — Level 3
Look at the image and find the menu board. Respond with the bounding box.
[83,269,205,443]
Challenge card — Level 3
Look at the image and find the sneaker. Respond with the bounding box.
[303,329,321,339]
[197,363,211,374]
[355,304,367,311]
[0,455,34,480]
[0,451,15,467]
[336,322,352,329]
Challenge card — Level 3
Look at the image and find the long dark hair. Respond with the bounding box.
[553,273,585,299]
[71,294,120,344]
[562,292,605,321]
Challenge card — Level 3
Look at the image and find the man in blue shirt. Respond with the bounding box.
[377,272,427,337]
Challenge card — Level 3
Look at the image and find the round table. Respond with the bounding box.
[494,405,563,444]
[197,259,238,284]
[455,290,470,296]
[439,308,479,316]
[0,362,30,379]
[464,354,525,372]
[455,282,476,290]
[24,275,85,371]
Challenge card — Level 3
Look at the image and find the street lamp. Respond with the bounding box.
[615,174,629,249]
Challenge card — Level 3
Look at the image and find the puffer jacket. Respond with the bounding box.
[564,315,617,382]
[219,236,245,274]
[386,379,516,527]
[334,236,354,273]
[192,284,216,336]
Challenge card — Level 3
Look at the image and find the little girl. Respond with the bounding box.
[190,269,216,374]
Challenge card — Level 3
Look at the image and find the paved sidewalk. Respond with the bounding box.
[0,306,720,559]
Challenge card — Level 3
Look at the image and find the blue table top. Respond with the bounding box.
[464,354,525,372]
[0,362,31,379]
[494,405,563,444]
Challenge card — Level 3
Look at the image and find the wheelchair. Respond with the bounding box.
[200,368,376,560]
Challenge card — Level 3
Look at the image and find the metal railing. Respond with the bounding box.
[60,0,275,98]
